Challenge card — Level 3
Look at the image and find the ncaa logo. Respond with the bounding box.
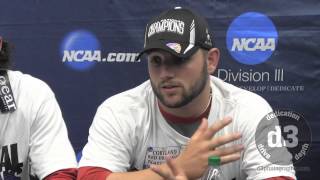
[226,12,278,65]
[60,30,101,71]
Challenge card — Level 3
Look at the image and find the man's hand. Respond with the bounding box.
[173,117,244,179]
[151,157,188,180]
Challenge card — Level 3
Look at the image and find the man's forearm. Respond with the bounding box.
[107,164,168,180]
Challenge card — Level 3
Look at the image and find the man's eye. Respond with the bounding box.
[150,56,162,66]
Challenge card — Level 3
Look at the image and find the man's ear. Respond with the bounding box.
[207,48,220,74]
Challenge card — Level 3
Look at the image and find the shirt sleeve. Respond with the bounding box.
[78,103,136,172]
[77,166,112,180]
[236,94,296,180]
[44,168,77,180]
[29,83,77,179]
[265,176,295,180]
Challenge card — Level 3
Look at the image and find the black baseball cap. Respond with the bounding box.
[137,7,214,60]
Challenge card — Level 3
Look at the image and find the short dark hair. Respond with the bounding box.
[0,40,11,69]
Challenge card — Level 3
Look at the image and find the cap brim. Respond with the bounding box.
[136,41,199,61]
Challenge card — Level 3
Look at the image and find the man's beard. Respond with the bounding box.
[151,62,208,108]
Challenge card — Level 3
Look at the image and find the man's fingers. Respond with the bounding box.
[192,118,208,139]
[209,144,244,157]
[220,152,242,165]
[204,117,232,139]
[166,157,180,176]
[165,157,188,180]
[150,164,173,179]
[210,132,242,149]
[151,157,187,180]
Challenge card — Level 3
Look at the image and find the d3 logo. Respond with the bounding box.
[267,125,298,148]
[255,110,311,165]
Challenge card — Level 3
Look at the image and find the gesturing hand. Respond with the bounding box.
[174,117,244,179]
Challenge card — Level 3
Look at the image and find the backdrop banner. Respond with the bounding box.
[0,0,319,179]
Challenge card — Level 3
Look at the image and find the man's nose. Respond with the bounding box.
[159,64,175,80]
